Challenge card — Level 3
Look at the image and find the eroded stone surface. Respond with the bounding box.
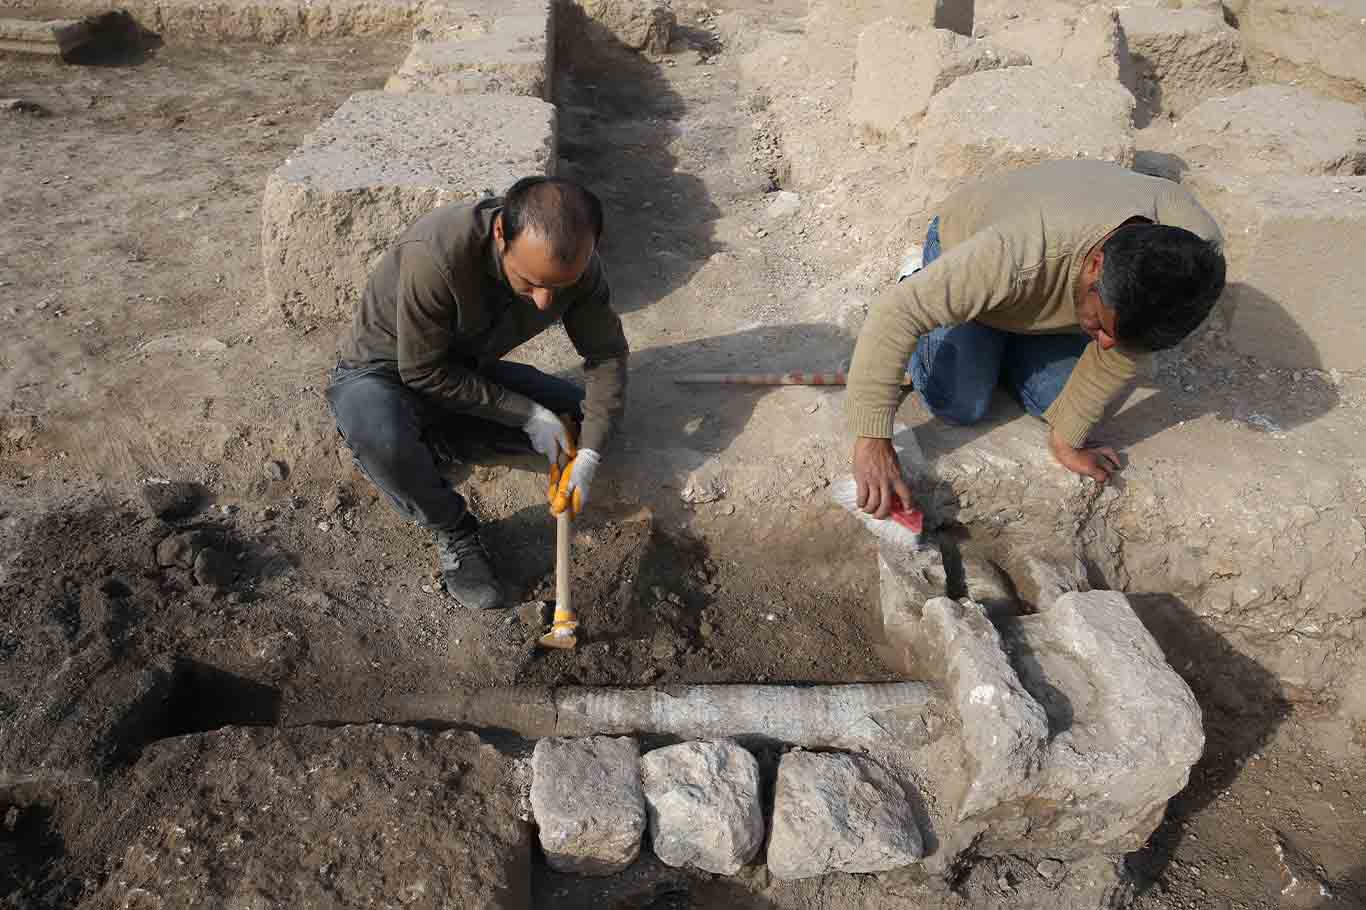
[923,596,1048,819]
[996,591,1205,855]
[640,740,763,874]
[985,6,1124,82]
[261,91,556,324]
[1236,0,1366,100]
[386,14,551,98]
[852,24,1028,141]
[1119,6,1250,123]
[1186,171,1366,371]
[767,750,923,880]
[530,735,645,875]
[1174,85,1366,177]
[573,0,674,54]
[911,66,1135,202]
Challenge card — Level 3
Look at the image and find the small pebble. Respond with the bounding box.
[255,508,276,521]
[699,620,714,638]
[264,460,287,482]
[421,584,433,594]
[765,613,776,622]
[317,522,330,532]
[1312,780,1323,792]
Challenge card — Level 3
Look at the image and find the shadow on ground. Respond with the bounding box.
[1123,593,1289,893]
[555,7,721,315]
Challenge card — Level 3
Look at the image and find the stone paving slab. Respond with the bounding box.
[261,91,556,324]
[387,15,552,99]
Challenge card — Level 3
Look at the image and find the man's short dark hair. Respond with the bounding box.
[501,176,604,265]
[1098,223,1227,352]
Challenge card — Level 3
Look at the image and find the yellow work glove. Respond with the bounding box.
[547,449,601,517]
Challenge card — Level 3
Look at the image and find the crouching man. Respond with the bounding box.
[327,177,629,608]
[846,159,1226,516]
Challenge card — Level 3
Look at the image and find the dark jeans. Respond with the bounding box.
[907,217,1089,425]
[326,361,584,531]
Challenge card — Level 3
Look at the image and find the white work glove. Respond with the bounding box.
[523,403,574,465]
[548,449,601,516]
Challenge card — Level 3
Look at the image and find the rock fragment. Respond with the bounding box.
[768,750,923,880]
[640,740,763,874]
[193,548,236,588]
[530,736,646,875]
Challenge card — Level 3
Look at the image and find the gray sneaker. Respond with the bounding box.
[435,515,503,610]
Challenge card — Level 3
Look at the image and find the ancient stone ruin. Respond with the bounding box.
[3,0,1365,906]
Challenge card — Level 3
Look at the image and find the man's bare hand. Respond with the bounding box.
[853,436,915,519]
[1049,430,1121,484]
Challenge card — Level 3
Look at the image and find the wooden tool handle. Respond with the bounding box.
[555,509,572,618]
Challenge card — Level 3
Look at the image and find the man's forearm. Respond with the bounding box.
[579,354,628,452]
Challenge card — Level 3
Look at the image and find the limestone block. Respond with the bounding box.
[807,0,974,45]
[530,736,646,875]
[640,740,763,874]
[575,0,674,54]
[767,751,924,880]
[985,7,1124,82]
[1186,171,1366,371]
[386,16,552,98]
[1118,7,1250,123]
[996,592,1205,854]
[44,0,421,42]
[415,0,549,41]
[261,92,556,325]
[1237,0,1366,100]
[911,66,1135,200]
[0,16,95,56]
[851,24,1029,140]
[1173,85,1366,177]
[1023,554,1089,610]
[877,541,948,674]
[89,727,530,910]
[922,597,1048,819]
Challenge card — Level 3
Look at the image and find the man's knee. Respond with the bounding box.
[924,389,993,426]
[328,377,413,476]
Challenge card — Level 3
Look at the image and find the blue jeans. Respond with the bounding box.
[908,217,1088,425]
[326,361,583,531]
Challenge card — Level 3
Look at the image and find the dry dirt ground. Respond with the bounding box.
[2,2,1366,908]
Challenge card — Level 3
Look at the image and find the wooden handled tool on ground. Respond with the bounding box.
[539,509,578,649]
[540,441,579,650]
[672,371,914,386]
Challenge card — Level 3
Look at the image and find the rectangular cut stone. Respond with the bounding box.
[261,92,556,324]
[0,16,95,56]
[852,24,1028,141]
[386,15,552,98]
[530,736,646,876]
[8,0,421,41]
[807,0,974,47]
[1236,0,1366,100]
[1118,7,1249,123]
[1189,172,1366,371]
[1174,85,1366,178]
[911,66,1135,202]
[416,0,550,39]
[994,592,1204,856]
[767,751,924,880]
[986,7,1123,82]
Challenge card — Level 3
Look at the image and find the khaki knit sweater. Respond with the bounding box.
[846,161,1222,447]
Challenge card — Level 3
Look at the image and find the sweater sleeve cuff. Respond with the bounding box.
[1043,399,1092,449]
[490,389,538,428]
[847,406,896,440]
